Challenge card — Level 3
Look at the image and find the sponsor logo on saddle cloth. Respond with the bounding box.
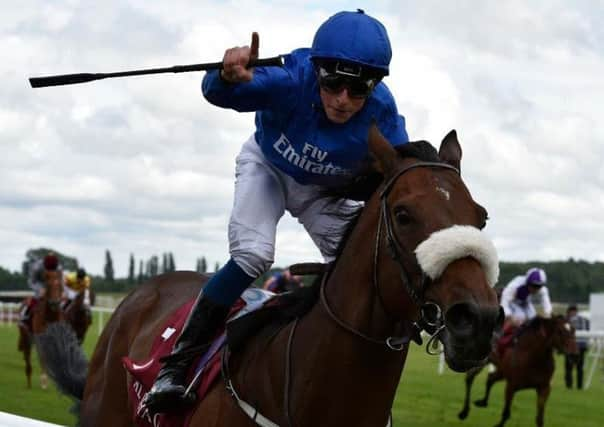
[122,288,274,427]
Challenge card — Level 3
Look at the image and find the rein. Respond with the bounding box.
[321,161,459,351]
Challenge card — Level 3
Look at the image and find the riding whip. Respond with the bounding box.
[29,56,283,88]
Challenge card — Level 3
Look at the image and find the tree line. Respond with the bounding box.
[0,249,603,302]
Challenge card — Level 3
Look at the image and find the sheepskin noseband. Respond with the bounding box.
[414,225,499,287]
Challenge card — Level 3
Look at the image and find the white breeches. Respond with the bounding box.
[507,301,536,325]
[63,286,91,306]
[229,136,362,277]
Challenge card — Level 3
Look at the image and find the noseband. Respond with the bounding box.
[321,161,459,351]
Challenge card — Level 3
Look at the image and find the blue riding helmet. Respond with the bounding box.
[525,268,547,287]
[310,9,392,76]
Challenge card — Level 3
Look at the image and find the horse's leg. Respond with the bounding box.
[494,382,515,427]
[475,366,503,407]
[19,328,33,389]
[535,384,550,427]
[37,346,49,390]
[458,365,483,420]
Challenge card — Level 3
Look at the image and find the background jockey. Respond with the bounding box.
[20,252,62,324]
[262,268,303,293]
[28,252,61,298]
[144,9,409,413]
[497,267,552,354]
[500,267,552,327]
[63,267,92,308]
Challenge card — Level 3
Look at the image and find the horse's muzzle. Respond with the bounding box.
[441,302,504,372]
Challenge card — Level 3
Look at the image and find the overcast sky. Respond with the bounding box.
[1,1,603,276]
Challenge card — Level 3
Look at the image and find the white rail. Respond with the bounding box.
[0,411,64,427]
[0,302,20,326]
[0,302,115,336]
[574,330,604,389]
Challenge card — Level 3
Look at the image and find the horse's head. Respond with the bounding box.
[551,315,577,355]
[368,125,503,372]
[43,269,64,311]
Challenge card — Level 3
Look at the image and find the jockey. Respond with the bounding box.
[28,252,61,298]
[20,252,61,323]
[63,268,92,308]
[496,267,552,356]
[500,267,552,327]
[144,9,409,413]
[262,268,303,293]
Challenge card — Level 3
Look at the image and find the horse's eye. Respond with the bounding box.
[394,208,411,225]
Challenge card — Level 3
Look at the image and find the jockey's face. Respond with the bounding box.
[319,86,366,124]
[527,284,541,294]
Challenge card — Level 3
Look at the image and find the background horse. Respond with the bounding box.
[64,290,92,344]
[458,315,577,427]
[17,269,64,389]
[41,127,503,426]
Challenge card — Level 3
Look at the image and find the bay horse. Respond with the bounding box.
[17,268,64,389]
[41,126,503,426]
[63,290,92,344]
[458,315,577,427]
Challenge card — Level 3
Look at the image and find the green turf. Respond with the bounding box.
[0,315,602,426]
[0,313,106,425]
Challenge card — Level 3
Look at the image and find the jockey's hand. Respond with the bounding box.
[220,32,259,83]
[506,316,523,327]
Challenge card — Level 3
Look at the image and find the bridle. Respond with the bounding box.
[44,271,63,312]
[321,161,460,351]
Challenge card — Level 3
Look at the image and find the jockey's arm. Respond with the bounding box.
[500,282,524,326]
[262,277,276,291]
[499,283,515,318]
[202,64,295,112]
[539,287,553,318]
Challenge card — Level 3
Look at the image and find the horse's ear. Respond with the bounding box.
[438,129,462,172]
[368,122,398,174]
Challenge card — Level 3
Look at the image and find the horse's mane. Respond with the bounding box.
[328,140,441,259]
[228,141,443,351]
[525,316,546,331]
[325,140,441,202]
[523,315,563,334]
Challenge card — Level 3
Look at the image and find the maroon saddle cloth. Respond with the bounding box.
[122,287,277,427]
[122,299,238,427]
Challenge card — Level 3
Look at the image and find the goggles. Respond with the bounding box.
[317,64,378,99]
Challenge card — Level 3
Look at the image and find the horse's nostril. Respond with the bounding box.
[445,303,477,336]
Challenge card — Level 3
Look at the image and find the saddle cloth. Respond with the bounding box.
[122,288,274,427]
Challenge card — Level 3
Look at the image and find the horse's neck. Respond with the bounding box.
[517,323,555,358]
[290,200,408,419]
[32,299,60,332]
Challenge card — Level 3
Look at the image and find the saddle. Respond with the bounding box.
[122,288,276,427]
[496,323,526,357]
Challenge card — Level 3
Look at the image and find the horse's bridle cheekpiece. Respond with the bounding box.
[322,161,460,352]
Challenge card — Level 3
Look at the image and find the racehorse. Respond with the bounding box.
[63,290,92,344]
[17,269,64,389]
[458,315,577,427]
[41,126,503,426]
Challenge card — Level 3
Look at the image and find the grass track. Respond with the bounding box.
[0,313,602,426]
